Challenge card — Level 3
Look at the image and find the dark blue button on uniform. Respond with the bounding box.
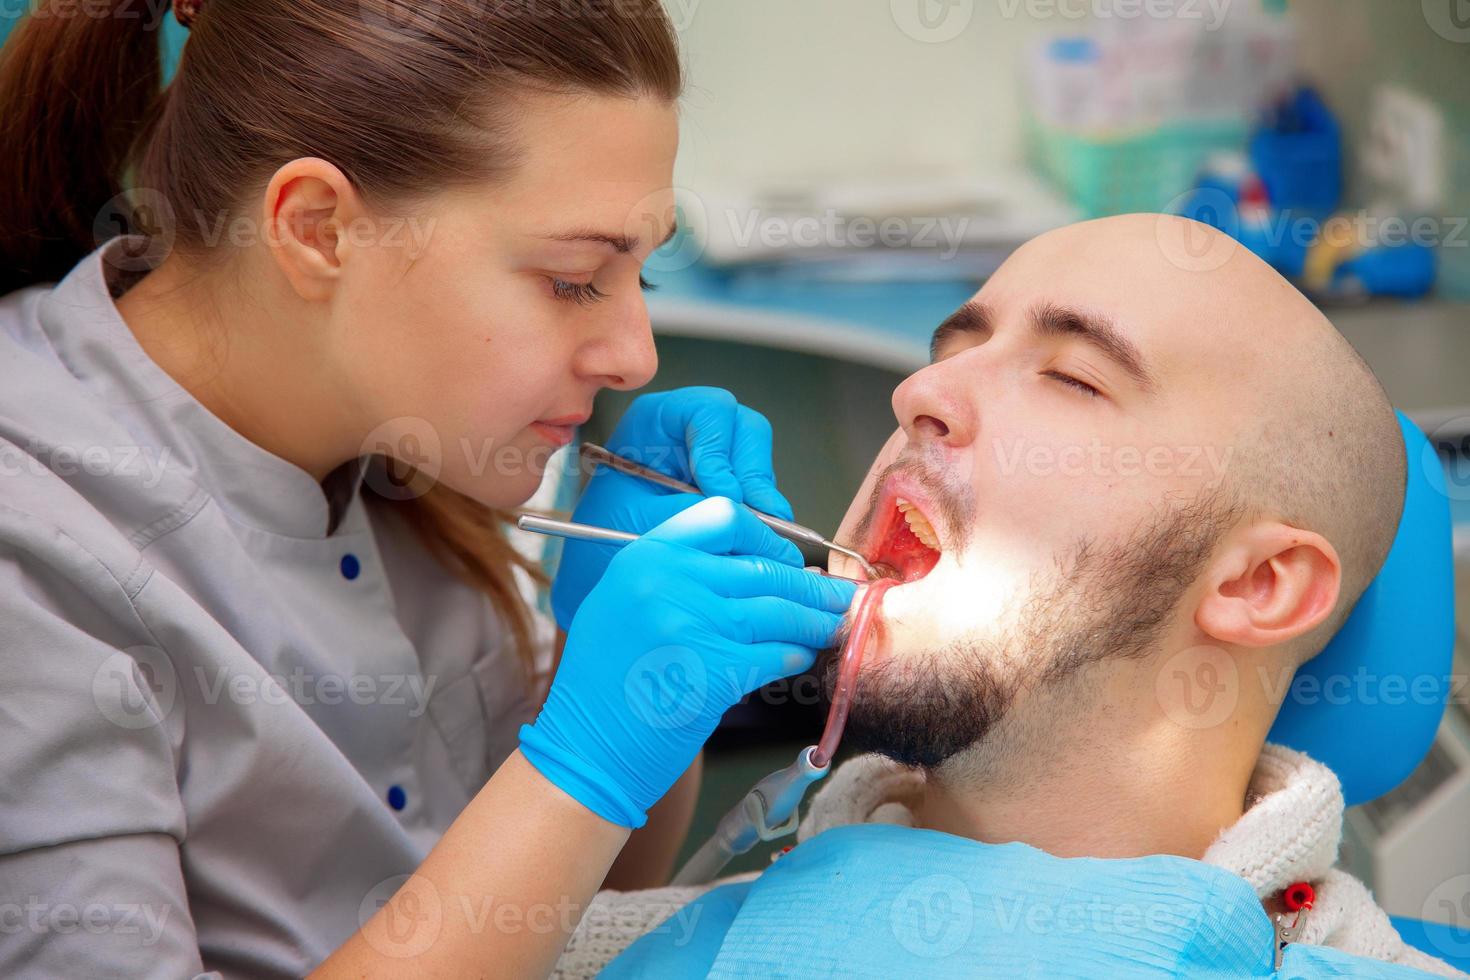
[387,785,406,811]
[339,554,360,580]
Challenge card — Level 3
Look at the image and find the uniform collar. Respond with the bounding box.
[36,236,370,540]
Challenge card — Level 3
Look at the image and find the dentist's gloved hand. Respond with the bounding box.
[521,497,856,828]
[550,387,794,630]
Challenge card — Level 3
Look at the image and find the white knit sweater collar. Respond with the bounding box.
[796,741,1341,898]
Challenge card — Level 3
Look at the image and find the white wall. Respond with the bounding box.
[666,0,1061,188]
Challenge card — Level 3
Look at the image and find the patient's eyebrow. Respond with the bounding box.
[1030,303,1156,394]
[930,301,992,361]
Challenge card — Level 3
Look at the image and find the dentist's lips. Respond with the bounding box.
[865,478,944,583]
[529,413,590,448]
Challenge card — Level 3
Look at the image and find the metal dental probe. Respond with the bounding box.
[578,442,880,580]
[514,515,868,584]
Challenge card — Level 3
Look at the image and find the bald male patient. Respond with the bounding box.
[553,216,1464,979]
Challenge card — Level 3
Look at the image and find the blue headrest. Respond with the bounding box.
[1267,413,1456,805]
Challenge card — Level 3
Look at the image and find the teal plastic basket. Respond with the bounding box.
[1026,115,1249,218]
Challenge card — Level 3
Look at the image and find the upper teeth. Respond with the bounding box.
[897,498,940,551]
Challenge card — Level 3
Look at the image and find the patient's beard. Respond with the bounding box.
[821,488,1240,771]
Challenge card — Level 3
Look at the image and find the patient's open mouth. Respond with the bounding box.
[866,484,944,582]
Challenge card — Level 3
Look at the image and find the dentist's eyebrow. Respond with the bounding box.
[545,221,680,254]
[1030,302,1156,394]
[929,300,992,361]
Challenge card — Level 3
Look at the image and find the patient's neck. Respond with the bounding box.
[914,652,1265,861]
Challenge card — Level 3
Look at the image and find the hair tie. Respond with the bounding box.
[174,0,203,28]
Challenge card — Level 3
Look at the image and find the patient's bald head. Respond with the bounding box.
[1028,214,1406,654]
[827,214,1407,771]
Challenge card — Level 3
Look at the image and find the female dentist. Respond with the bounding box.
[0,0,855,976]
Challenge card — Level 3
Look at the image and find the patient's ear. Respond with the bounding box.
[1195,522,1341,648]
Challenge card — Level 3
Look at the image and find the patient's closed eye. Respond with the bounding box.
[1044,370,1100,398]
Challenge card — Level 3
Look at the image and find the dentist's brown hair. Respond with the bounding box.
[0,0,683,683]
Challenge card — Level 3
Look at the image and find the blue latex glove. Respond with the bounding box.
[550,387,795,630]
[521,497,856,828]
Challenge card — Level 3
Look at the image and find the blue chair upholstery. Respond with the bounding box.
[1268,412,1456,806]
[1390,916,1470,974]
[1265,413,1463,970]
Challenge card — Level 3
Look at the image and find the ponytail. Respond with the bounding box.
[0,0,168,295]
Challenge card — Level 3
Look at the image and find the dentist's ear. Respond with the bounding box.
[261,157,363,302]
[1195,523,1341,649]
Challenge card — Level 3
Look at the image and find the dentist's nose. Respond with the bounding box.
[577,299,659,391]
[892,359,977,449]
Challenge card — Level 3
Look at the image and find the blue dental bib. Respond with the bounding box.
[603,823,1443,978]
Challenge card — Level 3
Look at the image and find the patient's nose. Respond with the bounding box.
[893,363,976,449]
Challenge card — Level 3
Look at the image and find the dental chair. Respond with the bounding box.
[1269,412,1464,970]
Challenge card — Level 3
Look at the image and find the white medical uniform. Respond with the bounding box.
[0,238,553,977]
